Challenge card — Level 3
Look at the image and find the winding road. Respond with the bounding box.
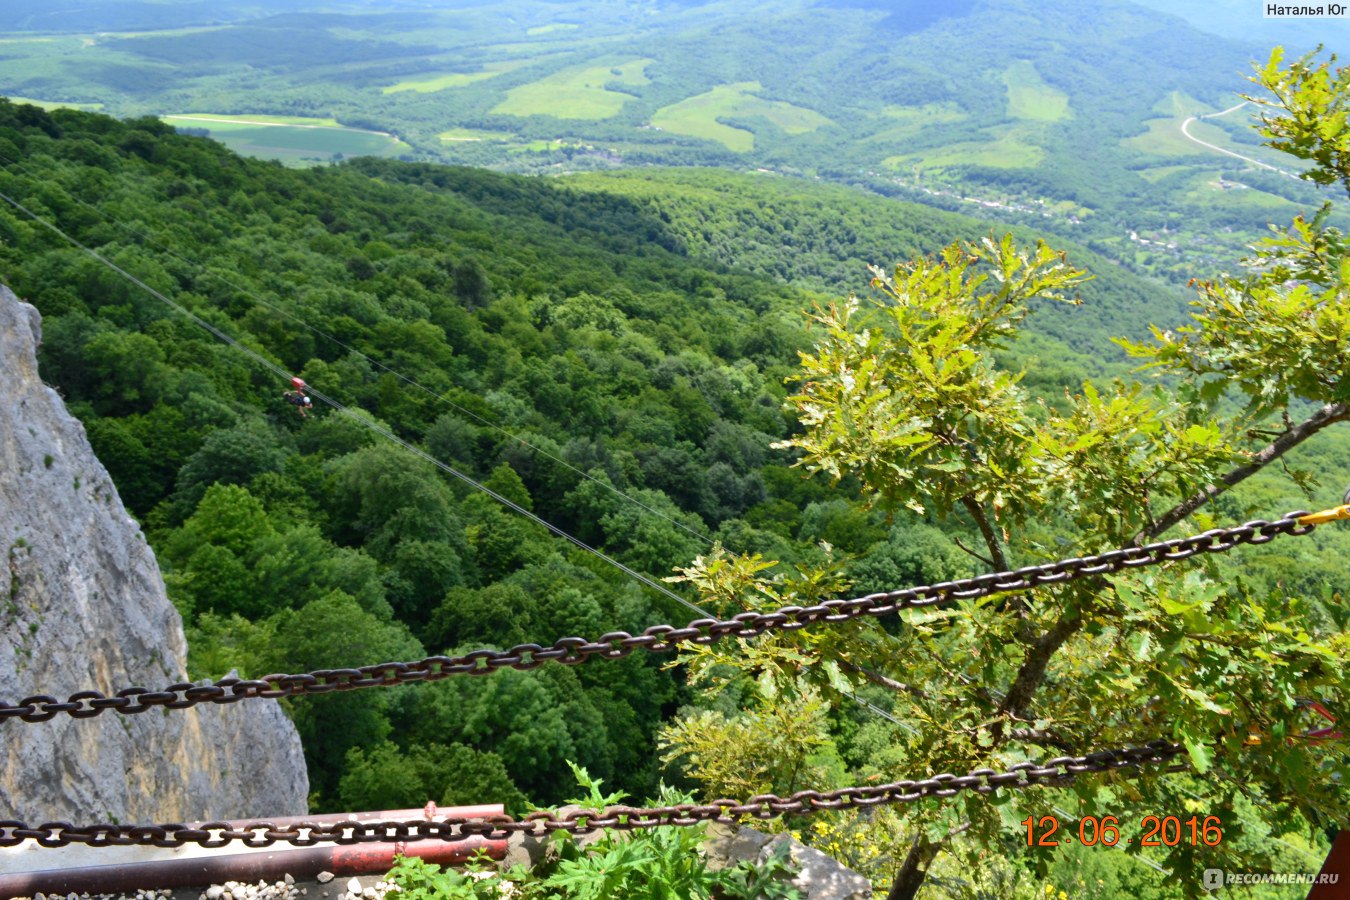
[1179,101,1300,180]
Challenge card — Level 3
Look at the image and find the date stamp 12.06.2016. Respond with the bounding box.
[1022,814,1222,848]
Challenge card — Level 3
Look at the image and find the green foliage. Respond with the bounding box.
[380,854,509,900]
[663,54,1350,897]
[1123,52,1350,418]
[168,421,285,521]
[715,842,801,900]
[847,522,971,596]
[660,688,839,800]
[384,764,802,900]
[786,237,1071,521]
[338,741,527,816]
[1252,48,1350,191]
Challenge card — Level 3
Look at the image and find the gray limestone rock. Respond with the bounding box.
[704,823,872,900]
[0,285,309,823]
[760,833,872,900]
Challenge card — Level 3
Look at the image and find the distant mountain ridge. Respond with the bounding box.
[2,0,1320,285]
[1126,0,1343,49]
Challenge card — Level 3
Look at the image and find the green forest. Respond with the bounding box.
[2,0,1344,293]
[0,51,1347,898]
[0,98,895,811]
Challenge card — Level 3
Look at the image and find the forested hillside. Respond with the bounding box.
[0,100,803,811]
[2,0,1341,289]
[1,87,1346,896]
[561,167,1185,352]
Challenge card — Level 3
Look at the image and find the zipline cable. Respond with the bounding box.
[0,186,704,618]
[847,691,919,736]
[0,150,722,551]
[302,379,705,616]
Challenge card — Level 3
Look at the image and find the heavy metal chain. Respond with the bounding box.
[0,741,1185,849]
[0,509,1338,725]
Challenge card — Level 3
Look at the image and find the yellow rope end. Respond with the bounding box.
[1298,505,1350,526]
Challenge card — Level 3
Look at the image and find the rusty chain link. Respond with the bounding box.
[0,741,1185,848]
[0,511,1321,725]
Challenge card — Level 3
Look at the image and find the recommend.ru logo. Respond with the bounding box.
[1202,868,1340,891]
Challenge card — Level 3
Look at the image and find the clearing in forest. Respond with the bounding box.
[649,82,832,152]
[165,113,351,128]
[383,59,533,94]
[492,58,650,119]
[1122,93,1292,170]
[1124,116,1222,156]
[1002,61,1070,122]
[1123,94,1224,156]
[162,114,410,165]
[884,123,1043,170]
[439,127,517,143]
[527,24,580,36]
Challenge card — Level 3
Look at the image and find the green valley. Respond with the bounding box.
[1,3,1348,896]
[162,113,412,165]
[1,91,1343,895]
[1,0,1342,289]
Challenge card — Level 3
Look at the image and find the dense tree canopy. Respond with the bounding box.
[0,49,1345,896]
[660,51,1350,899]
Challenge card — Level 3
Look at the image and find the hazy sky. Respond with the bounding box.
[1128,0,1348,53]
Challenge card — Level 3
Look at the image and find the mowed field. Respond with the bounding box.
[649,82,832,152]
[382,59,535,94]
[439,126,517,143]
[492,58,650,119]
[1002,61,1070,122]
[162,114,411,165]
[883,124,1044,170]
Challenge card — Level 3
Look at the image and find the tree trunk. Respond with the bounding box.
[887,836,939,900]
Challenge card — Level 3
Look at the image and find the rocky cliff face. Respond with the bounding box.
[0,285,309,823]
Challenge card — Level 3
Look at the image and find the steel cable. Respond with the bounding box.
[0,185,703,617]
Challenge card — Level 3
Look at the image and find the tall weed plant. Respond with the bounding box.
[386,763,800,899]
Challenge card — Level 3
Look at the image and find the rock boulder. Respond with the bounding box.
[0,285,308,823]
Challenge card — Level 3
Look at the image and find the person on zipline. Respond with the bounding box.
[283,390,312,418]
[283,377,312,419]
